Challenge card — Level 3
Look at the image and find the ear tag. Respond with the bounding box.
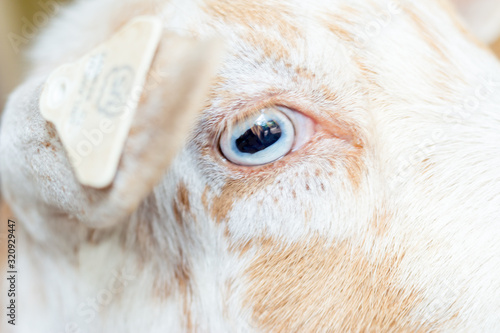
[40,16,162,188]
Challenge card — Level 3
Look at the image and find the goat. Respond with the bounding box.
[1,0,500,332]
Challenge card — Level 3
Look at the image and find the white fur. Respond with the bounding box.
[2,0,500,332]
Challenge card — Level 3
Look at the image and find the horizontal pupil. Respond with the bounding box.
[236,120,282,154]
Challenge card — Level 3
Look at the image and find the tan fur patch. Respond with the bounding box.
[203,0,298,33]
[245,31,292,61]
[294,66,316,81]
[175,258,191,298]
[344,148,365,191]
[201,186,211,212]
[245,237,431,332]
[175,256,193,331]
[173,182,192,227]
[173,203,183,226]
[352,56,379,86]
[492,37,500,59]
[324,15,356,43]
[178,183,191,212]
[208,172,280,223]
[209,179,259,223]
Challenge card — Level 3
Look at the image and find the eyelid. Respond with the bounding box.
[219,100,315,137]
[224,101,281,132]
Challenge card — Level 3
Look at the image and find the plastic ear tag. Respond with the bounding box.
[40,16,162,188]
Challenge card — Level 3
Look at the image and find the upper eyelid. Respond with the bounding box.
[213,102,276,142]
[215,96,313,137]
[225,101,282,127]
[211,93,360,148]
[216,107,289,149]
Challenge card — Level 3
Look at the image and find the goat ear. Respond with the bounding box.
[0,35,222,229]
[77,35,223,228]
[449,0,500,44]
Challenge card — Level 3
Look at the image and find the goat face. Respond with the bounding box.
[1,0,500,332]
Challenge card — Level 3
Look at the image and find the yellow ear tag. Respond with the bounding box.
[40,16,162,188]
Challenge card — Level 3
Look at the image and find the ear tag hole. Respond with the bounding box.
[47,77,70,109]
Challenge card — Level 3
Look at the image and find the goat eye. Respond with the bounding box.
[220,106,313,166]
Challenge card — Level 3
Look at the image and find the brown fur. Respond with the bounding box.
[492,37,500,58]
[324,12,356,43]
[173,182,193,226]
[175,254,194,332]
[245,237,432,332]
[208,175,278,223]
[344,149,365,191]
[203,0,301,38]
[245,31,292,61]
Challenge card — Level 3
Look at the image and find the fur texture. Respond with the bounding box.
[1,0,500,332]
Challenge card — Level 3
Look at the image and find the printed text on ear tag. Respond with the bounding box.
[39,16,162,188]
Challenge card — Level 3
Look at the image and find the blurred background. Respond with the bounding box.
[0,0,21,109]
[0,0,71,108]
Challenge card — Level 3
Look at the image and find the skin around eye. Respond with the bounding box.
[219,106,315,166]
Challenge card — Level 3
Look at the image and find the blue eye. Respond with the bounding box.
[220,106,314,166]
